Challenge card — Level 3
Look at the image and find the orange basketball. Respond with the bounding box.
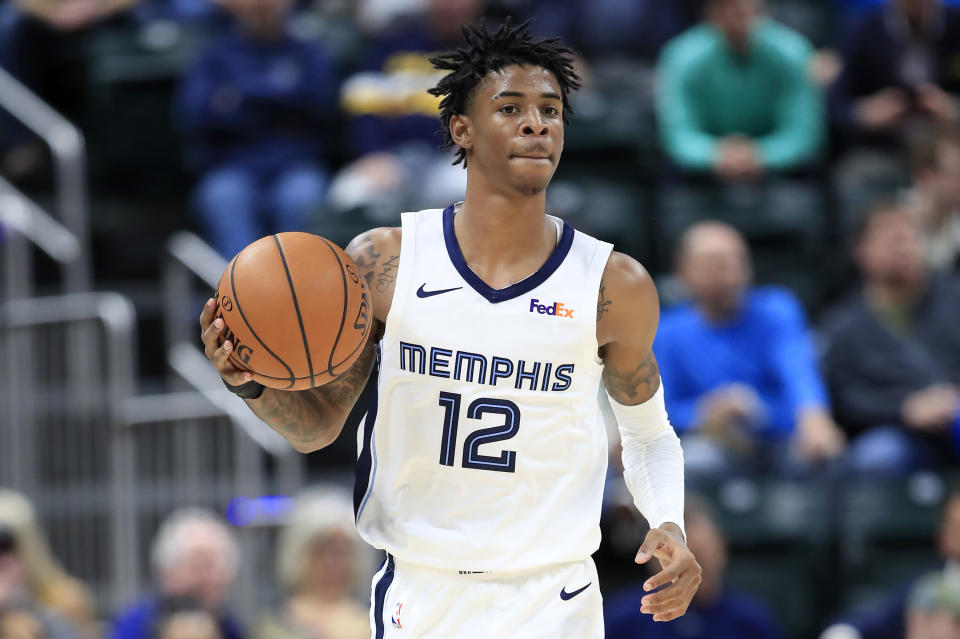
[214,232,372,390]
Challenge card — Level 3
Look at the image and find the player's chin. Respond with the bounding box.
[509,167,555,196]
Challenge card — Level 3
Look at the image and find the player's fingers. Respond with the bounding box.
[642,560,684,592]
[199,298,217,329]
[652,606,691,623]
[212,340,251,384]
[635,530,666,564]
[201,317,226,358]
[641,572,700,613]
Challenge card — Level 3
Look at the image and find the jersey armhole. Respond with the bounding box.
[587,239,614,366]
[382,212,416,347]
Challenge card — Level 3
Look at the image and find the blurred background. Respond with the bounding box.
[1,0,960,637]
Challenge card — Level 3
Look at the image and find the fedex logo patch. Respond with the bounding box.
[529,298,574,318]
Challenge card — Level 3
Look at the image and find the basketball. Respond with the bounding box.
[213,232,372,390]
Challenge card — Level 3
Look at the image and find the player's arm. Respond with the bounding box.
[598,252,701,622]
[199,227,401,453]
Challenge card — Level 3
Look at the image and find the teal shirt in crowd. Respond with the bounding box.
[656,19,823,171]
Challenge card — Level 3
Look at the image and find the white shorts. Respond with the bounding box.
[368,555,604,638]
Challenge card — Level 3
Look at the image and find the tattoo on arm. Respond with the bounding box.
[248,327,379,449]
[376,255,400,293]
[346,233,381,287]
[597,283,612,322]
[603,351,660,405]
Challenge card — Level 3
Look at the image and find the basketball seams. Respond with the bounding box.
[318,236,351,375]
[273,234,316,387]
[229,251,297,389]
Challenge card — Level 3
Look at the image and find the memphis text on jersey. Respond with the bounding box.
[398,341,575,392]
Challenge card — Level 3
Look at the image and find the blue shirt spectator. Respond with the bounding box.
[176,0,339,258]
[521,0,696,61]
[654,222,843,479]
[111,596,243,639]
[111,509,242,639]
[177,27,339,176]
[657,288,827,439]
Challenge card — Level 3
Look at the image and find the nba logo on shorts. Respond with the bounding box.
[391,603,403,629]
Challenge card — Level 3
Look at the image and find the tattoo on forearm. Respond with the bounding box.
[376,255,400,293]
[603,352,660,404]
[249,331,378,448]
[319,338,377,411]
[597,283,612,322]
[250,390,327,448]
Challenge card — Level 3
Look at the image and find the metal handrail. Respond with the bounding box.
[163,231,225,348]
[0,65,91,293]
[0,178,82,264]
[1,292,138,605]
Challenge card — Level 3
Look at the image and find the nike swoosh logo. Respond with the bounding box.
[560,583,591,600]
[416,284,463,298]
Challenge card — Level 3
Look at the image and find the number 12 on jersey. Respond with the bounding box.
[437,392,520,473]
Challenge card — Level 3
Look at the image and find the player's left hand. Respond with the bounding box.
[635,524,701,622]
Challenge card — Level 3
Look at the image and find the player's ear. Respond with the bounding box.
[449,114,472,153]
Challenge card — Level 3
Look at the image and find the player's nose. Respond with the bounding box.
[519,107,549,137]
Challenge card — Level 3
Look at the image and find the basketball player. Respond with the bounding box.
[199,20,699,637]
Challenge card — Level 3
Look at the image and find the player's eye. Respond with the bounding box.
[543,106,560,116]
[500,105,519,114]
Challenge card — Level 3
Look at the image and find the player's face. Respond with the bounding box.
[460,64,564,197]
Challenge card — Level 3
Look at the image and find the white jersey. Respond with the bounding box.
[354,205,613,573]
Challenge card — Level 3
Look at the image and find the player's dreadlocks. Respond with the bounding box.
[428,18,581,167]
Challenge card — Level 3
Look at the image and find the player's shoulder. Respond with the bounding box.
[601,251,656,297]
[597,252,659,343]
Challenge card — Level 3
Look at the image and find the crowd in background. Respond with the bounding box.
[2,0,960,637]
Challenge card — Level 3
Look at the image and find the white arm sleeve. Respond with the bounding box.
[606,380,685,537]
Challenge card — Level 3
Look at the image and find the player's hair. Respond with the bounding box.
[427,18,581,167]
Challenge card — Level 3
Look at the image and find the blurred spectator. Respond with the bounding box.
[255,490,371,639]
[820,486,960,639]
[329,0,482,217]
[111,508,243,639]
[905,125,960,269]
[176,0,340,258]
[605,494,783,639]
[654,222,844,481]
[829,0,960,150]
[0,603,61,639]
[0,490,93,639]
[517,0,698,62]
[820,200,960,476]
[154,599,224,639]
[656,0,823,181]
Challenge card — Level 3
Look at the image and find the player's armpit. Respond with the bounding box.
[345,227,402,324]
[246,319,381,453]
[597,252,661,405]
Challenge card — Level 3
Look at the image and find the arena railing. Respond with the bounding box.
[1,292,138,608]
[0,66,91,294]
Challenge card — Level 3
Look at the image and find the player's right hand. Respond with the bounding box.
[199,298,254,386]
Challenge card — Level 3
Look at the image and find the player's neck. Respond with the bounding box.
[453,189,557,290]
